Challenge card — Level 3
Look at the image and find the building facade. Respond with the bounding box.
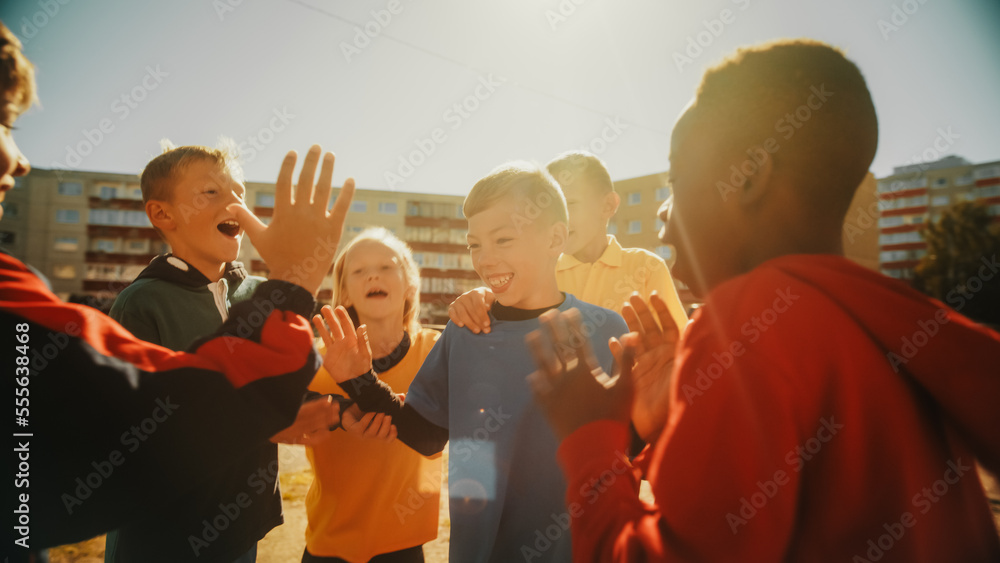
[3,168,477,324]
[876,157,1000,279]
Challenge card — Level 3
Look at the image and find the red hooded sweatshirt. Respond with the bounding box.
[557,254,1000,562]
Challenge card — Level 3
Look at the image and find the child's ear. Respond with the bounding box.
[739,146,774,207]
[548,221,569,256]
[145,200,176,232]
[601,191,621,219]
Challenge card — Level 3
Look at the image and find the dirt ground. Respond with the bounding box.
[46,447,1000,562]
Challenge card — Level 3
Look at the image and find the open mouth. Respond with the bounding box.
[488,273,514,292]
[217,219,241,237]
[366,288,389,299]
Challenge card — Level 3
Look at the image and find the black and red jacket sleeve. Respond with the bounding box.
[2,253,319,549]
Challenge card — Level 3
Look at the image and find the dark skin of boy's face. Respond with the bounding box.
[659,106,747,298]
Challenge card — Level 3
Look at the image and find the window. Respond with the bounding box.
[99,185,118,200]
[407,203,421,216]
[126,240,149,254]
[931,195,949,207]
[347,225,363,234]
[94,239,117,253]
[256,193,275,207]
[978,185,1000,199]
[878,216,904,228]
[52,265,77,279]
[932,177,948,188]
[608,222,618,235]
[655,187,671,201]
[58,182,83,196]
[628,192,641,206]
[351,201,368,213]
[55,209,80,224]
[628,220,641,234]
[456,205,465,219]
[89,209,122,225]
[655,218,665,231]
[656,245,673,260]
[54,237,79,251]
[378,202,398,215]
[0,231,14,244]
[1,202,18,219]
[954,174,973,187]
[412,253,425,266]
[85,264,120,280]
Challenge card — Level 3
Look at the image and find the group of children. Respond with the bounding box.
[3,16,999,563]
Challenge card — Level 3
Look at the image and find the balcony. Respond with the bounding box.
[85,251,158,265]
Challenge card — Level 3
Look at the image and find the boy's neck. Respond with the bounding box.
[171,251,226,283]
[358,314,406,359]
[572,233,610,264]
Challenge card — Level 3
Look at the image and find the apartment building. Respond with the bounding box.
[876,156,1000,279]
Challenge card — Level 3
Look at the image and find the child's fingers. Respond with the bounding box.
[539,309,572,368]
[334,306,357,344]
[649,293,681,342]
[525,330,559,395]
[229,203,267,243]
[327,177,355,230]
[312,152,335,210]
[321,305,345,341]
[629,294,663,351]
[273,150,297,208]
[356,324,373,364]
[294,145,322,205]
[564,309,599,373]
[312,314,335,350]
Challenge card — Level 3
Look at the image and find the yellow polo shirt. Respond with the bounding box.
[304,328,442,562]
[556,235,688,329]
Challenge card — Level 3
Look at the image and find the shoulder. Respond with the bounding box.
[413,326,442,348]
[110,279,159,313]
[565,295,628,335]
[619,246,667,271]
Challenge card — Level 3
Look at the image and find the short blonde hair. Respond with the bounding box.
[140,138,244,204]
[0,22,37,115]
[463,161,568,228]
[332,227,422,335]
[546,151,614,194]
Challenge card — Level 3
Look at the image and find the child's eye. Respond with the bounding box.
[497,238,513,245]
[467,244,479,250]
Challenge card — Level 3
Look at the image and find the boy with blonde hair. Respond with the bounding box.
[314,162,628,562]
[106,143,340,563]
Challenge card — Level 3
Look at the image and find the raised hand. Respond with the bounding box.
[448,286,496,334]
[312,305,373,383]
[526,308,634,440]
[269,395,341,445]
[612,292,680,442]
[230,145,355,295]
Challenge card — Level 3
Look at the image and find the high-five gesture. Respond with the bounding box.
[526,308,634,440]
[312,305,374,383]
[230,145,355,295]
[612,292,681,442]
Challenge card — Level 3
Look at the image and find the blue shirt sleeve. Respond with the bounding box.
[402,323,452,429]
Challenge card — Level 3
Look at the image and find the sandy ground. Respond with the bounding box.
[45,448,1000,562]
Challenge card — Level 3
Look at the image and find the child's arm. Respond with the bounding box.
[313,305,449,455]
[447,286,496,334]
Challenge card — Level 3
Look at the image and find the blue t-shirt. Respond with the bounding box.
[405,294,628,563]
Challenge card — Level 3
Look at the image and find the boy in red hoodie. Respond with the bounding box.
[526,39,1000,561]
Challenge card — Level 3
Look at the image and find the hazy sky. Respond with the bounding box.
[3,0,999,195]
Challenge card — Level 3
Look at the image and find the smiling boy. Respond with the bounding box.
[104,144,307,563]
[320,162,628,562]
